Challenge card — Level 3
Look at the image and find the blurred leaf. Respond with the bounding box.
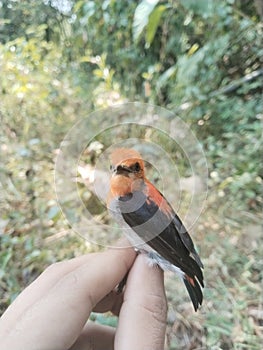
[180,0,215,17]
[47,206,61,221]
[146,4,167,47]
[28,138,40,146]
[156,65,177,90]
[0,219,9,235]
[133,0,160,42]
[91,312,118,327]
[0,249,12,271]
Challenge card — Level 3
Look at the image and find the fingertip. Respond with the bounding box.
[128,253,165,287]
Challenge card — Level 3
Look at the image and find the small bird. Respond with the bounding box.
[107,148,204,311]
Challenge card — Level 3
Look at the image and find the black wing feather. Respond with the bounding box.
[184,278,203,312]
[119,191,204,310]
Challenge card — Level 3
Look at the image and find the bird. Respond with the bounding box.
[107,148,204,311]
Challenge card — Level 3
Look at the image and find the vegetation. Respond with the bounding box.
[0,0,262,349]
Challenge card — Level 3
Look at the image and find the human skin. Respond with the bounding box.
[0,239,167,350]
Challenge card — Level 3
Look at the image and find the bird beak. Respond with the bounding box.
[111,164,132,176]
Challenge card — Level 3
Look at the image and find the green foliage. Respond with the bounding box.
[0,11,89,311]
[69,0,262,210]
[90,312,118,327]
[0,0,67,43]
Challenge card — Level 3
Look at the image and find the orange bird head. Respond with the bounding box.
[109,148,145,197]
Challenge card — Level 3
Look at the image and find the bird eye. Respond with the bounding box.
[117,165,123,173]
[133,162,141,172]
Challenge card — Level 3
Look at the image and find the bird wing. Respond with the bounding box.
[119,187,204,310]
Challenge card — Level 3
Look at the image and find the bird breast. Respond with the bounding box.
[110,175,132,197]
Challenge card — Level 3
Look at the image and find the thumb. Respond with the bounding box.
[115,254,167,350]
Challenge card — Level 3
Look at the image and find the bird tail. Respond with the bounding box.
[184,275,203,311]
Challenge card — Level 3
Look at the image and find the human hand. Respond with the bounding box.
[0,239,167,350]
